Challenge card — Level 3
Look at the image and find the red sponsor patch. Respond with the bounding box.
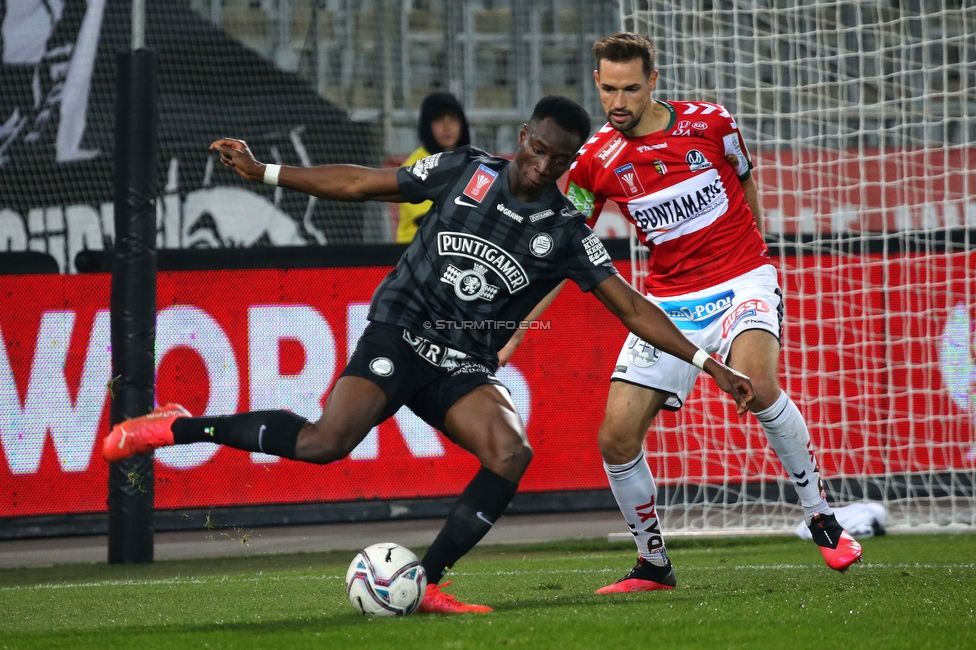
[462,164,499,202]
[721,299,770,337]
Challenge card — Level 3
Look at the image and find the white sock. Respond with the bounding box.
[604,452,669,566]
[755,392,832,525]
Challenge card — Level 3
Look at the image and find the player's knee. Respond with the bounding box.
[484,432,533,480]
[748,382,783,413]
[597,420,643,465]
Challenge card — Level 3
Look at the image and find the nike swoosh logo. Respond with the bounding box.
[117,429,130,449]
[475,511,495,526]
[454,196,479,208]
[258,425,266,452]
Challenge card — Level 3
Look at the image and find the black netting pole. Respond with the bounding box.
[107,48,158,565]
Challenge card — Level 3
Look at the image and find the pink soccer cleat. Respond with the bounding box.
[809,512,863,572]
[595,557,677,594]
[102,403,189,462]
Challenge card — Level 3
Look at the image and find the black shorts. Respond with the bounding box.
[340,322,504,432]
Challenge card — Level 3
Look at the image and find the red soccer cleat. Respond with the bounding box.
[102,403,189,462]
[595,557,677,594]
[417,581,493,614]
[809,513,863,572]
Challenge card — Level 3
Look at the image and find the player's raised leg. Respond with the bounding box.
[730,329,862,571]
[595,381,677,594]
[102,375,387,465]
[417,383,532,614]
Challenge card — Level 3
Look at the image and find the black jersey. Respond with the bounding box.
[368,146,619,366]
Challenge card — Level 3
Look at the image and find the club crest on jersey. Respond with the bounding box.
[614,163,646,198]
[529,233,554,257]
[627,338,661,368]
[686,149,712,172]
[441,263,499,302]
[368,357,394,376]
[653,159,667,175]
[462,164,498,202]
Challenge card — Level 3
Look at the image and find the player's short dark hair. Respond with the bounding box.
[593,32,656,78]
[529,96,591,145]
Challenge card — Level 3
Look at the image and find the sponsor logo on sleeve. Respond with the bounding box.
[614,163,646,198]
[462,164,499,202]
[581,232,611,265]
[410,153,443,181]
[723,133,749,175]
[566,182,595,217]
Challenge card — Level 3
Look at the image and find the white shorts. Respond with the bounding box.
[611,264,783,410]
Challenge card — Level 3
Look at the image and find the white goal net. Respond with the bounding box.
[620,0,976,533]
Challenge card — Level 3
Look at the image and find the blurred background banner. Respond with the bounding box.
[1,253,974,526]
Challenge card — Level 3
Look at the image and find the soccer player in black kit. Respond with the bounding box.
[103,97,755,614]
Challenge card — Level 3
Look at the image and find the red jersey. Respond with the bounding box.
[566,100,769,296]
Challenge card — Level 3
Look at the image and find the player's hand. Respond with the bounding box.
[705,360,755,416]
[209,138,264,183]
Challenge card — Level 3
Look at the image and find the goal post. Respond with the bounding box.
[618,0,976,533]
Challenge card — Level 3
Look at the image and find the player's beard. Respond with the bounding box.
[605,107,642,134]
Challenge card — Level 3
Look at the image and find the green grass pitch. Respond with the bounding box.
[2,533,974,649]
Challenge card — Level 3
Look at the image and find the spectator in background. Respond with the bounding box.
[396,92,471,243]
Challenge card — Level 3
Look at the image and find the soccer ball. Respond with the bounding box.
[345,543,427,616]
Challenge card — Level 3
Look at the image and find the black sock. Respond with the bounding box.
[171,410,307,460]
[421,467,519,585]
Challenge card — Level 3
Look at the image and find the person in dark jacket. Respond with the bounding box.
[397,92,471,242]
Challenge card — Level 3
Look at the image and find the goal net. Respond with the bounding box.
[619,0,976,533]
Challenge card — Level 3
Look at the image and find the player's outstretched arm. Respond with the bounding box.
[209,138,405,202]
[591,274,755,415]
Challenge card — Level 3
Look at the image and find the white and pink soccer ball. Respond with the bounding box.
[345,543,427,616]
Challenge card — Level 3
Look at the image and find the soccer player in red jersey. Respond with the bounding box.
[566,33,862,591]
